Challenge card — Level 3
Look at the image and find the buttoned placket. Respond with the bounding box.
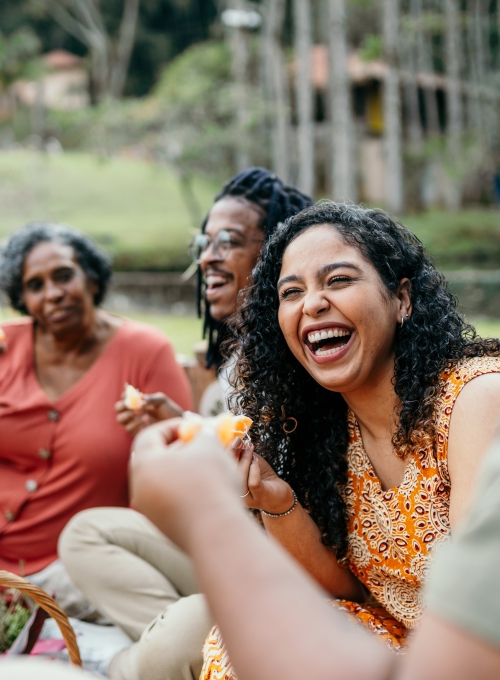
[0,406,59,532]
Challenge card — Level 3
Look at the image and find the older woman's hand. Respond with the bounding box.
[228,438,295,515]
[115,392,184,436]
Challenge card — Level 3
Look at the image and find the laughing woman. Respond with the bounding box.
[201,202,500,678]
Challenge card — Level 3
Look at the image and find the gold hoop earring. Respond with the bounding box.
[283,417,298,434]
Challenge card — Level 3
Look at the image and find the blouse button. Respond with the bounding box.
[25,479,38,492]
[47,409,59,422]
[38,448,51,460]
[4,510,15,522]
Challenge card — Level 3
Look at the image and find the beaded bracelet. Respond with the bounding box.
[261,490,298,518]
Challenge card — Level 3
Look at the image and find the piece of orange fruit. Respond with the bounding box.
[178,412,253,447]
[178,412,203,443]
[216,414,253,447]
[0,327,5,342]
[124,383,144,410]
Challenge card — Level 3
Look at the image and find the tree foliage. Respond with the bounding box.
[0,0,218,97]
[0,27,41,89]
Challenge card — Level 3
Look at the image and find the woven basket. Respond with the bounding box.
[0,570,82,666]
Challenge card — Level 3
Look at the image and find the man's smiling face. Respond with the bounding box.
[200,196,265,322]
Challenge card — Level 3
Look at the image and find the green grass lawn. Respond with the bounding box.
[404,209,500,269]
[1,149,499,271]
[0,150,219,271]
[119,312,203,355]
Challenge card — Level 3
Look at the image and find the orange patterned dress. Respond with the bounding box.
[200,356,500,679]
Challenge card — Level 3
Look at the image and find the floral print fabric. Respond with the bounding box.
[344,356,500,632]
[200,356,500,678]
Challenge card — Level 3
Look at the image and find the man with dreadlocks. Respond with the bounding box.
[114,167,312,433]
[59,168,312,680]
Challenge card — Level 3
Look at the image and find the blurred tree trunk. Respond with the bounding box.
[383,0,404,212]
[226,0,251,171]
[472,0,487,79]
[444,0,463,210]
[109,0,140,98]
[327,0,356,202]
[497,1,500,70]
[414,0,439,135]
[44,0,140,101]
[402,3,422,151]
[262,0,291,180]
[466,0,483,129]
[293,0,315,196]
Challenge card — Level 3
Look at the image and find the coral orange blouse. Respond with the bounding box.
[0,317,193,575]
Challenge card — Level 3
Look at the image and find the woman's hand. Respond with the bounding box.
[229,438,295,515]
[115,392,184,436]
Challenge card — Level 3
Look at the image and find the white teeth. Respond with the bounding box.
[307,328,352,344]
[315,342,348,356]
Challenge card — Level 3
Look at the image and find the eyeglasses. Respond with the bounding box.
[189,230,233,264]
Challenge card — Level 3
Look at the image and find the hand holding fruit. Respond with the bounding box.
[232,440,295,515]
[115,384,184,436]
[179,412,294,515]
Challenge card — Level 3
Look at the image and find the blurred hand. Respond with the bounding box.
[228,438,295,515]
[115,391,184,436]
[130,420,241,551]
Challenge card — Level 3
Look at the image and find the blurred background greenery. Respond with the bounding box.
[0,150,499,272]
[0,0,500,350]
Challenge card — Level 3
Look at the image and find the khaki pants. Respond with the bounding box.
[59,508,212,680]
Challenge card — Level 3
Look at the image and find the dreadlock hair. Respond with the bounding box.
[224,202,500,560]
[197,167,313,368]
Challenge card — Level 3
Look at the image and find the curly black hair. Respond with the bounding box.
[0,222,113,314]
[225,202,500,560]
[197,167,313,368]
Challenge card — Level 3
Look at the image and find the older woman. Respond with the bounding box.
[0,222,192,607]
[201,202,500,678]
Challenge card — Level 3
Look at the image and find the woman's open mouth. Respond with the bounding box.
[303,326,354,362]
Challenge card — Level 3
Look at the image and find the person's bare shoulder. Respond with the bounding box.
[448,372,500,526]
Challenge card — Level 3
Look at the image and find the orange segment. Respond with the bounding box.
[216,414,253,447]
[178,412,204,443]
[178,413,253,447]
[0,326,5,342]
[232,415,253,439]
[124,383,144,410]
[178,421,203,443]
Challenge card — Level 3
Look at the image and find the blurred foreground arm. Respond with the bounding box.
[130,423,500,680]
[130,422,390,680]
